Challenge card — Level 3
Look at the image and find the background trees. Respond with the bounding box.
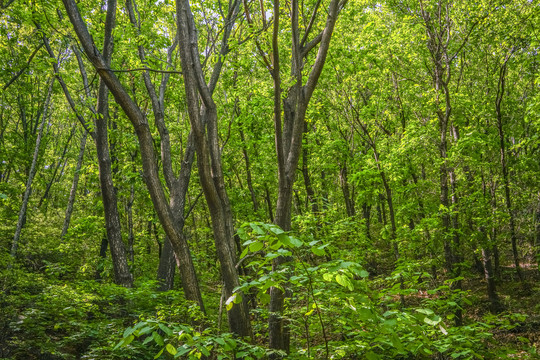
[1,0,539,359]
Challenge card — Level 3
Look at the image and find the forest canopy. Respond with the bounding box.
[1,0,539,359]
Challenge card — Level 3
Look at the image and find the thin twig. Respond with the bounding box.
[96,67,182,74]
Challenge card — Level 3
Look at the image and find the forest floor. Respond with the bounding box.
[463,265,540,357]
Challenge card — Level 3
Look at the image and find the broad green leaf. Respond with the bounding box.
[158,323,173,336]
[249,241,264,252]
[152,331,164,346]
[166,343,177,355]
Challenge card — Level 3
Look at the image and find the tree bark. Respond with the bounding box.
[495,54,524,283]
[269,0,342,353]
[62,0,205,307]
[175,0,251,337]
[10,79,54,260]
[94,0,133,287]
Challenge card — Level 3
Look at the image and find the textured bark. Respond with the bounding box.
[62,0,205,307]
[94,0,132,288]
[495,56,524,283]
[156,237,176,291]
[61,130,88,239]
[339,164,355,217]
[11,79,54,259]
[269,0,342,353]
[125,0,202,298]
[175,0,251,336]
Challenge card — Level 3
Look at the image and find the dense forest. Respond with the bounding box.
[1,0,539,358]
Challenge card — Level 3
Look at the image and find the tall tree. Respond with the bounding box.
[175,0,252,337]
[265,0,346,353]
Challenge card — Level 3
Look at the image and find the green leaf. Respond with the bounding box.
[137,326,153,336]
[366,351,380,360]
[288,236,302,247]
[166,343,177,355]
[277,233,292,247]
[424,315,441,326]
[249,241,264,252]
[335,273,353,290]
[123,326,134,338]
[158,323,173,336]
[176,346,191,357]
[154,348,164,359]
[153,331,164,346]
[124,335,134,346]
[250,223,265,235]
[415,308,434,315]
[311,245,326,256]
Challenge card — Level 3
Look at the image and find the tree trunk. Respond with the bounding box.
[63,0,206,307]
[10,79,54,260]
[175,0,251,336]
[61,130,88,239]
[94,0,132,288]
[269,0,342,353]
[339,163,355,217]
[495,56,524,283]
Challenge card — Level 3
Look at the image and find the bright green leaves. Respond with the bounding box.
[114,318,266,360]
[416,308,442,326]
[238,222,304,260]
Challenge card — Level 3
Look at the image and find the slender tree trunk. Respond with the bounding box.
[269,0,342,353]
[420,1,463,325]
[61,130,88,239]
[339,163,355,217]
[239,126,259,213]
[38,125,76,209]
[175,0,251,336]
[157,237,176,291]
[495,57,524,283]
[10,79,54,260]
[127,183,135,263]
[95,237,108,281]
[265,184,274,223]
[94,0,132,287]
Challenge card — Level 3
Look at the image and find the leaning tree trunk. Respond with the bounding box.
[61,129,88,239]
[10,79,54,260]
[63,0,206,309]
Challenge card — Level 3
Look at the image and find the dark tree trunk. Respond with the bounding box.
[495,56,524,283]
[339,164,355,217]
[175,0,251,336]
[268,0,342,354]
[63,0,205,308]
[95,237,109,281]
[94,0,132,288]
